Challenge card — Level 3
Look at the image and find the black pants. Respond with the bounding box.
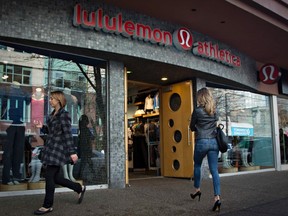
[43,165,82,208]
[2,125,25,183]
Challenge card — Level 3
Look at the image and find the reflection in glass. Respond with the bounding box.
[0,45,107,190]
[277,98,288,164]
[210,88,274,173]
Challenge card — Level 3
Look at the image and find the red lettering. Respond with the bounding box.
[152,28,162,43]
[123,21,135,37]
[96,8,103,30]
[162,31,173,46]
[82,11,96,28]
[136,24,152,41]
[73,4,82,26]
[117,13,122,33]
[103,15,117,32]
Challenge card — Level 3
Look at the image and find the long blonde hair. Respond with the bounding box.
[196,88,216,116]
[50,91,67,108]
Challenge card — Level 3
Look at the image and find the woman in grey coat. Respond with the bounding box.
[34,91,86,215]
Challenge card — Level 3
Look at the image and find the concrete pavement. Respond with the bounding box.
[1,170,288,215]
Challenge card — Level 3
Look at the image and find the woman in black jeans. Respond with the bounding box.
[34,91,86,215]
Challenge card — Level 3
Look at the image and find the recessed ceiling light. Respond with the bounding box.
[161,77,168,81]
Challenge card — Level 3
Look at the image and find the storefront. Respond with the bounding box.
[0,0,283,194]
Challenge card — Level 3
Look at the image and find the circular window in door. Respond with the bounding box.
[173,159,180,170]
[174,130,182,143]
[172,146,176,152]
[168,119,174,127]
[169,93,181,111]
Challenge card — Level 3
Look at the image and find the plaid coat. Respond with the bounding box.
[40,108,77,166]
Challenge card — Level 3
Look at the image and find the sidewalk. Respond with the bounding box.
[1,170,288,215]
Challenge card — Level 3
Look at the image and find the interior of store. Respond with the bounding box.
[127,80,162,179]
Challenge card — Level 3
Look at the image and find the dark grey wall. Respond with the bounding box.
[108,61,125,188]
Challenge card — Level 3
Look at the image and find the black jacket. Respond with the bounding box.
[189,106,218,139]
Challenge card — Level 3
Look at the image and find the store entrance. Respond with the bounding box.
[127,81,161,179]
[126,80,195,180]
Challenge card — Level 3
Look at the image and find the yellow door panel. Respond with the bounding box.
[161,81,194,178]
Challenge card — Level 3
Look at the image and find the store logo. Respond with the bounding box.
[73,4,172,46]
[173,28,193,51]
[259,63,281,84]
[73,4,241,67]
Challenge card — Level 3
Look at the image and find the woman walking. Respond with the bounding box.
[189,87,221,212]
[34,91,85,215]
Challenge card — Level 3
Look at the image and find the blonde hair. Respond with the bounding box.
[50,91,66,108]
[196,88,216,116]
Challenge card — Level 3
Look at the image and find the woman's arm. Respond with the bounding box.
[189,109,197,131]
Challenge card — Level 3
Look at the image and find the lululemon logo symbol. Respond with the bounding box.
[173,27,193,51]
[259,63,281,84]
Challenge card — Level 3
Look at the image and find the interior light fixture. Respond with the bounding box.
[127,70,132,74]
[3,60,8,64]
[161,77,168,81]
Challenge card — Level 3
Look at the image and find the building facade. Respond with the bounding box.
[0,0,287,195]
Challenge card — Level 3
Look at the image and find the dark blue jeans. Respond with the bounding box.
[193,138,220,196]
[43,165,82,208]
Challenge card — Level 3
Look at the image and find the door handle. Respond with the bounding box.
[188,125,191,146]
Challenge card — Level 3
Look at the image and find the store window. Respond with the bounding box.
[0,44,108,191]
[277,97,288,164]
[210,88,274,173]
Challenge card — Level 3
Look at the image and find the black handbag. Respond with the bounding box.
[216,124,228,153]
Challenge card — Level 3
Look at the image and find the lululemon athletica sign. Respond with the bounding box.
[73,4,241,67]
[259,63,281,84]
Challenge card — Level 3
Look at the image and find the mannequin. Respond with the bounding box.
[2,82,31,185]
[153,92,160,112]
[144,94,154,114]
[62,164,76,182]
[29,146,43,182]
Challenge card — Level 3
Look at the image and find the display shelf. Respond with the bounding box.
[0,183,28,191]
[143,113,159,118]
[133,114,143,118]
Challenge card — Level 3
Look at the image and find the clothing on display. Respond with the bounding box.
[2,124,26,184]
[153,92,160,111]
[144,94,154,113]
[29,146,43,183]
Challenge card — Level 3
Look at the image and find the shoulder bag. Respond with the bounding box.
[216,123,228,153]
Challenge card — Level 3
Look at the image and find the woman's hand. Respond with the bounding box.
[70,154,78,164]
[33,120,43,128]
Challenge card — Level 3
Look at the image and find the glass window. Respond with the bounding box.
[0,44,108,190]
[210,88,274,173]
[277,97,288,164]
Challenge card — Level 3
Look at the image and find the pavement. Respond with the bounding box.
[1,170,288,216]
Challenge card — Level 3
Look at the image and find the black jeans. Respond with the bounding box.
[2,125,25,184]
[43,165,82,208]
